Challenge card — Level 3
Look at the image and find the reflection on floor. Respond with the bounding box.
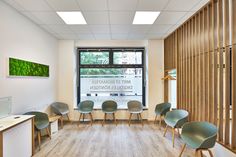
[33,121,194,157]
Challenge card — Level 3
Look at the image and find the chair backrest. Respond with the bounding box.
[182,121,218,148]
[51,102,69,115]
[165,109,189,127]
[78,100,94,112]
[24,111,49,129]
[155,102,171,115]
[127,100,143,112]
[102,100,117,112]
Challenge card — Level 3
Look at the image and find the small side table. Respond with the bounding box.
[49,115,61,135]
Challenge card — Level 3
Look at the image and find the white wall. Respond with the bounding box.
[58,39,164,120]
[0,1,58,114]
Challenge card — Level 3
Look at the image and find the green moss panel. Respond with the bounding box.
[9,58,49,77]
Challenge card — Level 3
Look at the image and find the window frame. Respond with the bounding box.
[77,47,146,108]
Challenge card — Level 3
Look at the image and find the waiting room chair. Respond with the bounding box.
[163,109,189,147]
[179,121,217,157]
[154,102,171,128]
[127,100,144,126]
[77,100,94,126]
[24,111,51,150]
[51,102,70,127]
[102,100,118,126]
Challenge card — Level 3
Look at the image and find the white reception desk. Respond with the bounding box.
[0,115,34,157]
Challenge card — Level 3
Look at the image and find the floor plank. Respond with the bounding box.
[33,122,194,157]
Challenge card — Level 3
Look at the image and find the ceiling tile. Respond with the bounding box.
[94,34,111,40]
[177,11,195,25]
[13,0,52,11]
[108,0,138,11]
[77,33,94,40]
[83,11,109,25]
[21,12,43,24]
[76,0,108,11]
[154,11,187,25]
[59,33,78,39]
[164,0,201,11]
[89,25,110,34]
[111,34,128,40]
[129,25,151,34]
[68,25,91,34]
[137,0,168,11]
[109,11,135,25]
[110,25,131,34]
[46,0,80,11]
[40,25,57,34]
[47,25,74,34]
[191,0,209,11]
[3,0,25,11]
[127,33,146,40]
[148,24,172,34]
[146,33,165,39]
[30,12,65,24]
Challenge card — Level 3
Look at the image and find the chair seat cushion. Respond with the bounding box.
[130,111,142,114]
[35,121,49,130]
[79,110,92,114]
[164,119,178,128]
[103,111,116,114]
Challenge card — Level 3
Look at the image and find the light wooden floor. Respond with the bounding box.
[33,121,194,157]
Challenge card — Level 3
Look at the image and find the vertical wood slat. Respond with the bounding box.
[231,0,236,149]
[224,0,230,145]
[218,0,224,142]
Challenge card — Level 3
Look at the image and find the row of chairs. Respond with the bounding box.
[77,100,144,126]
[155,103,217,157]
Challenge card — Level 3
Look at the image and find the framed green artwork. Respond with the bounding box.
[8,57,49,77]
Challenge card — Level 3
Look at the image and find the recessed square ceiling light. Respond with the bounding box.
[133,11,160,24]
[56,12,87,25]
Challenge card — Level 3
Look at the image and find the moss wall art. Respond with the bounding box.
[9,58,49,77]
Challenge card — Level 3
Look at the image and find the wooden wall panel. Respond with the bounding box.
[164,0,236,152]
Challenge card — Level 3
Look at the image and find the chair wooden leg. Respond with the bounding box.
[82,114,85,122]
[89,113,93,126]
[139,113,144,126]
[60,117,64,129]
[159,116,162,129]
[113,113,117,126]
[154,115,157,124]
[163,125,168,137]
[37,131,41,150]
[208,149,214,157]
[129,113,132,126]
[177,128,181,137]
[46,127,51,139]
[66,114,72,124]
[195,149,202,157]
[179,144,186,157]
[172,128,175,148]
[78,113,82,126]
[102,113,106,126]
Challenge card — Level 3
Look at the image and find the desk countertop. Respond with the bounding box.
[0,115,34,132]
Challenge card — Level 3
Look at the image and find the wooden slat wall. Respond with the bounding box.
[164,0,236,152]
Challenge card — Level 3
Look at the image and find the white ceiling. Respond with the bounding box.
[3,0,209,40]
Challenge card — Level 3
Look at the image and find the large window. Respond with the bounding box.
[77,48,145,108]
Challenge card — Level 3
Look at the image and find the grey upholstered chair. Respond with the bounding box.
[127,100,144,126]
[77,100,94,126]
[102,100,118,126]
[24,111,51,150]
[51,102,70,127]
[154,102,171,128]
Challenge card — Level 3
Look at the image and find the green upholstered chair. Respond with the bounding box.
[163,109,189,147]
[179,122,217,157]
[102,100,118,126]
[51,102,70,127]
[77,100,94,126]
[24,111,51,150]
[154,102,171,128]
[127,100,144,126]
